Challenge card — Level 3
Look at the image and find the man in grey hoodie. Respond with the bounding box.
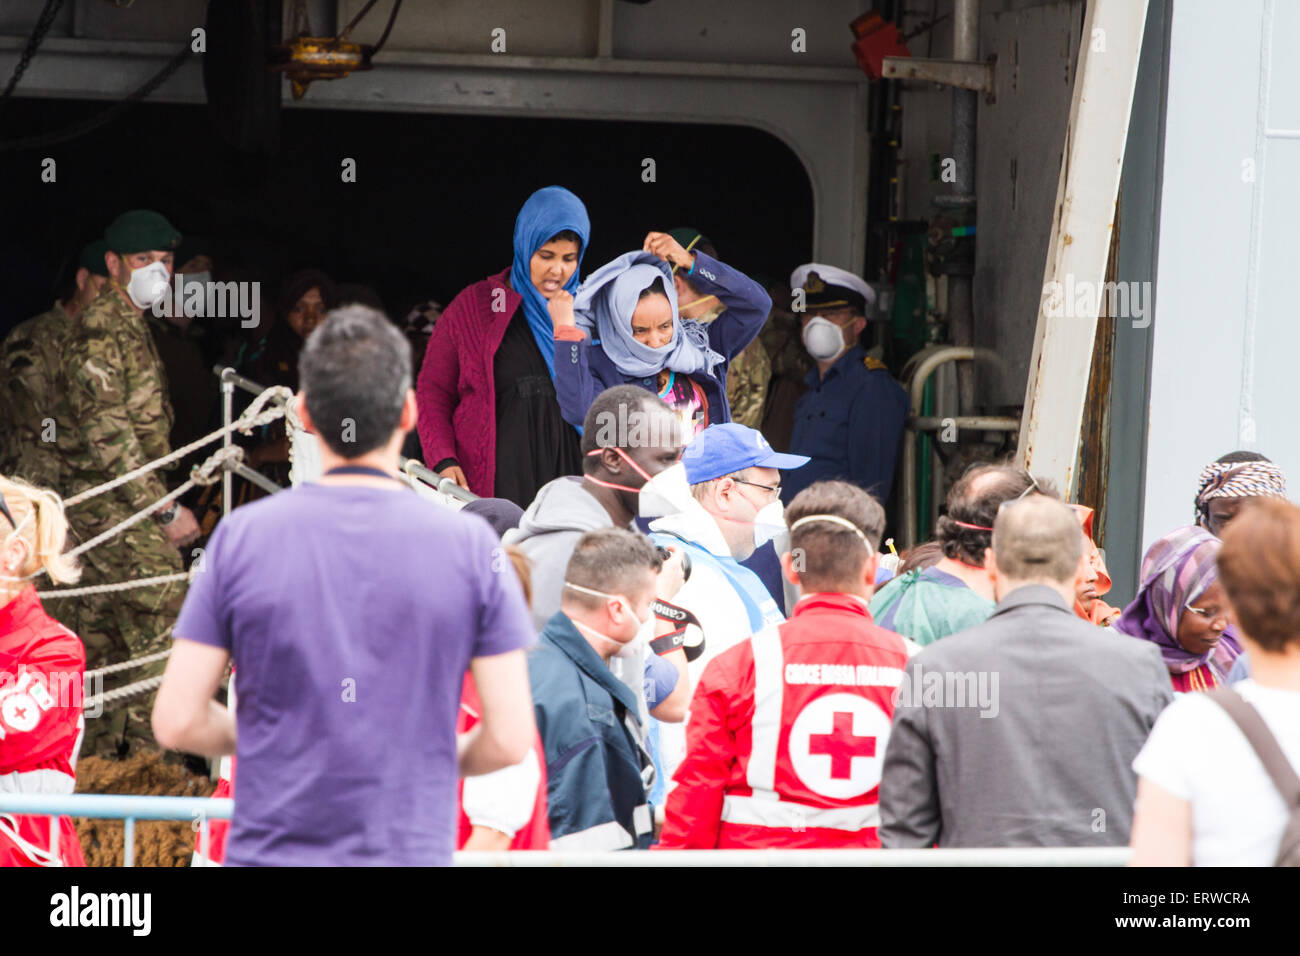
[505,385,690,721]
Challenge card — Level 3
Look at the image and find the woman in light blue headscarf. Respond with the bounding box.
[415,186,590,505]
[547,231,772,438]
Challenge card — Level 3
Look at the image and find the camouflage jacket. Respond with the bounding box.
[0,303,84,491]
[62,288,175,514]
[695,303,772,429]
[760,302,813,383]
[726,338,772,430]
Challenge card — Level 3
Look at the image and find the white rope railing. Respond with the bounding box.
[36,571,190,600]
[22,385,298,712]
[85,636,173,680]
[59,444,241,562]
[62,385,292,508]
[83,674,164,710]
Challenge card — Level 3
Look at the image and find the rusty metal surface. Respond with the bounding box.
[1076,189,1121,538]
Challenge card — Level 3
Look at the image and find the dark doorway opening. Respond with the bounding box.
[2,98,813,331]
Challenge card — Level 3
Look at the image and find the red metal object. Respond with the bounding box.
[850,11,911,80]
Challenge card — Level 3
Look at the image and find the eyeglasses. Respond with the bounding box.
[1016,474,1041,500]
[0,493,13,531]
[995,475,1043,517]
[731,477,781,497]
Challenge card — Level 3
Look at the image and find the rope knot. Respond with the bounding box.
[192,445,244,486]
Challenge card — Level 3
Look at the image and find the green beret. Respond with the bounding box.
[667,227,712,253]
[77,239,110,277]
[104,210,181,255]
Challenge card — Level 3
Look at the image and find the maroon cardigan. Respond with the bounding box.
[416,269,522,497]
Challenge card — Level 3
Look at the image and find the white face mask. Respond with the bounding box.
[638,461,694,519]
[753,499,788,549]
[124,260,171,310]
[801,314,851,362]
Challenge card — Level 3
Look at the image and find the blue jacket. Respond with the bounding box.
[783,345,909,504]
[555,251,772,428]
[528,611,654,850]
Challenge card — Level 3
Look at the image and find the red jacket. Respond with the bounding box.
[415,269,523,498]
[193,671,235,867]
[0,587,86,868]
[658,592,909,849]
[194,672,552,864]
[456,673,549,850]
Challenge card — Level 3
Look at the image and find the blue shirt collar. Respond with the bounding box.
[805,344,866,388]
[541,611,640,713]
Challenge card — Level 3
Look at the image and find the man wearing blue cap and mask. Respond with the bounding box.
[645,421,809,802]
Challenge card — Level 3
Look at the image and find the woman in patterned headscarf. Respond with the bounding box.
[1114,527,1242,693]
[1194,451,1288,537]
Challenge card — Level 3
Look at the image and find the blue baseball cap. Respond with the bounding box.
[682,423,810,484]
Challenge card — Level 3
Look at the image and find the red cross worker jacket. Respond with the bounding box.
[0,586,87,867]
[658,592,909,849]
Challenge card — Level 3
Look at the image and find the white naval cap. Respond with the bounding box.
[789,262,876,311]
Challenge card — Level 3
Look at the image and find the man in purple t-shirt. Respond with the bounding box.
[152,305,536,866]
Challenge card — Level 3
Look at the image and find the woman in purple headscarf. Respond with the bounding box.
[1114,527,1242,693]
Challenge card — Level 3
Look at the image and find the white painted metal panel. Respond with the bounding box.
[1141,0,1300,552]
[1016,0,1150,494]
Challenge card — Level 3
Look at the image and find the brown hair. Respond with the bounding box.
[562,528,662,613]
[899,540,943,575]
[935,461,1059,565]
[1218,498,1300,653]
[785,480,885,592]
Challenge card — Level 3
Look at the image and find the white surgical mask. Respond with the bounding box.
[124,261,171,310]
[801,314,852,362]
[637,461,694,519]
[753,499,788,549]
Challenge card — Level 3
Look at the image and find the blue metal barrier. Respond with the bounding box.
[0,794,233,867]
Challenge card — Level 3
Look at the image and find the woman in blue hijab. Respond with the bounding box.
[548,231,772,438]
[416,186,590,506]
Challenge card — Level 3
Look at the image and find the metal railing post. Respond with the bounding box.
[902,347,974,548]
[123,816,135,867]
[220,368,235,517]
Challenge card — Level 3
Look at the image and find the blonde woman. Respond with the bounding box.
[0,475,87,867]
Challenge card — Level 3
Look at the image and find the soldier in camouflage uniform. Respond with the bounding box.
[0,239,111,491]
[666,228,772,429]
[60,211,202,757]
[757,279,814,452]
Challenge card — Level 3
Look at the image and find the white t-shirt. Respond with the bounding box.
[1132,679,1300,866]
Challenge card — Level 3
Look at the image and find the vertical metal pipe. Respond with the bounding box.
[124,816,135,867]
[950,0,979,415]
[221,369,234,517]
